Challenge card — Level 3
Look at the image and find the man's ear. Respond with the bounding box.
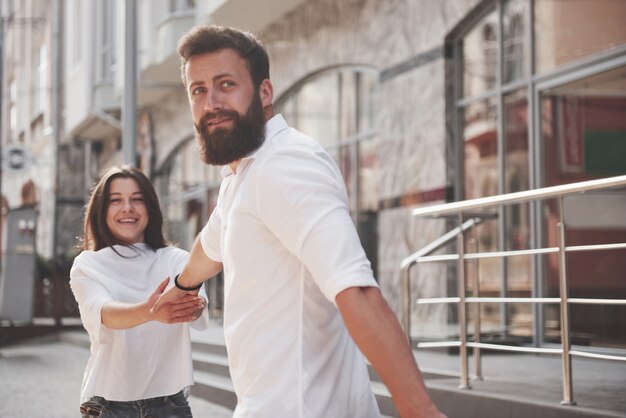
[259,79,273,107]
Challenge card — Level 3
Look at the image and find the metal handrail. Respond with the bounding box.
[412,174,626,217]
[403,175,626,406]
[400,218,484,338]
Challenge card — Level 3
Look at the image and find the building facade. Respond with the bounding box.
[7,0,623,350]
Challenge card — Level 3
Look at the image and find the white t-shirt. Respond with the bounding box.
[70,244,209,404]
[200,114,381,418]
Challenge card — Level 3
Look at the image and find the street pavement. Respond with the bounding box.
[0,334,233,418]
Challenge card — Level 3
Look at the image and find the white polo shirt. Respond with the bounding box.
[70,244,209,404]
[200,114,381,418]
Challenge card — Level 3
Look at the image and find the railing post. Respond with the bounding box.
[557,197,575,405]
[401,261,413,342]
[469,234,483,380]
[457,213,470,389]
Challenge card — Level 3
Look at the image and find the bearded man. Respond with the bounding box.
[154,25,445,418]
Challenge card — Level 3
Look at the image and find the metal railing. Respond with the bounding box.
[401,175,626,405]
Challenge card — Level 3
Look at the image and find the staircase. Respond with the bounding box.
[189,327,626,418]
[189,327,401,417]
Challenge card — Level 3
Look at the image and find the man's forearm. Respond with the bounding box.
[178,236,223,288]
[336,286,442,417]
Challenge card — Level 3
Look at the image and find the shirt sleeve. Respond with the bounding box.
[255,146,378,303]
[69,256,115,344]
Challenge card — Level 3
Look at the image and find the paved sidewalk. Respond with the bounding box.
[0,335,233,418]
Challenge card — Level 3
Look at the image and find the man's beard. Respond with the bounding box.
[194,92,266,166]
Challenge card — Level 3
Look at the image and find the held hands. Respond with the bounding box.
[147,277,205,324]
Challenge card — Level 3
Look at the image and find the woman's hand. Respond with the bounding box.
[146,278,206,324]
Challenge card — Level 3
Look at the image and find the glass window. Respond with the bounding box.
[541,66,626,185]
[503,0,529,83]
[540,73,626,345]
[503,89,530,251]
[535,0,626,73]
[462,8,498,98]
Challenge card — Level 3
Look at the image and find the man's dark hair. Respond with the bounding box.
[83,165,167,251]
[178,25,270,88]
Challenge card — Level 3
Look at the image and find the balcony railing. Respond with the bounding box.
[401,175,626,405]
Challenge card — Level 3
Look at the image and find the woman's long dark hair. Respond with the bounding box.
[83,165,167,251]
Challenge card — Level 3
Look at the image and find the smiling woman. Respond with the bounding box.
[69,165,210,418]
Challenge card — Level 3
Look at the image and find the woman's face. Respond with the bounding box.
[105,177,149,245]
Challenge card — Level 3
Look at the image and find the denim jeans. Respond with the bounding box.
[79,390,193,418]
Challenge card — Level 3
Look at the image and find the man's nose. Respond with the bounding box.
[204,89,223,112]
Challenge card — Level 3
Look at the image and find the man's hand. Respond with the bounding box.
[150,277,199,315]
[147,277,204,324]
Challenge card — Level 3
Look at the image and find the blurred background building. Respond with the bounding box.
[1,0,625,355]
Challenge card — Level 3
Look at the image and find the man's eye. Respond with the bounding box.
[221,80,235,88]
[192,87,205,95]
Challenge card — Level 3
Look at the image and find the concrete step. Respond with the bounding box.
[192,350,231,378]
[192,369,237,411]
[62,329,625,417]
[189,336,402,416]
[189,335,626,418]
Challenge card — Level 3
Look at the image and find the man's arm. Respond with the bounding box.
[336,286,445,418]
[152,236,223,313]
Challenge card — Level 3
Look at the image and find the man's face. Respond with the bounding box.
[185,49,271,165]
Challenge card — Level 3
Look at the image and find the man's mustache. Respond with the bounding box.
[199,109,240,127]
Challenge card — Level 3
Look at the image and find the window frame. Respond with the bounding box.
[447,0,626,347]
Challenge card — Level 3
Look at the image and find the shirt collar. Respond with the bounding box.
[220,114,289,178]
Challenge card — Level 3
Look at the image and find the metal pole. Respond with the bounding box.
[51,0,63,258]
[0,4,4,277]
[401,260,413,341]
[122,0,137,166]
[457,213,470,389]
[557,197,575,405]
[470,234,482,380]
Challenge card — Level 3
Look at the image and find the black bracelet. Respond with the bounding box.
[174,274,203,291]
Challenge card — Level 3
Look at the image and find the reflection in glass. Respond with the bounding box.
[503,0,529,83]
[462,97,502,332]
[540,65,626,347]
[462,8,498,98]
[503,89,531,336]
[504,89,530,250]
[535,0,626,74]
